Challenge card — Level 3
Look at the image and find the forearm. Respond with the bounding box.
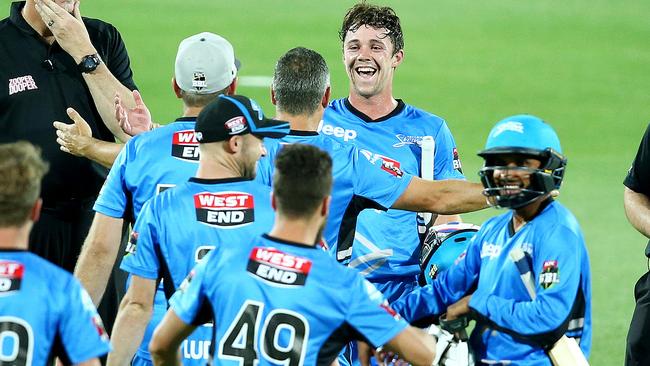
[394,178,488,214]
[624,187,650,238]
[79,138,123,168]
[83,64,134,142]
[107,300,152,366]
[385,327,436,366]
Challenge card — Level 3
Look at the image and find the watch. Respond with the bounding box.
[77,53,102,73]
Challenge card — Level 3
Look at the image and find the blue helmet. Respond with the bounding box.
[478,115,567,209]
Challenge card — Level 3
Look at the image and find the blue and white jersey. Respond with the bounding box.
[256,131,413,258]
[121,177,275,364]
[170,234,408,366]
[0,251,111,364]
[392,201,592,365]
[322,99,464,298]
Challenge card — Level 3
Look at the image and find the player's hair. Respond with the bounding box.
[273,144,332,219]
[273,47,330,116]
[339,2,404,54]
[0,141,49,227]
[180,85,230,108]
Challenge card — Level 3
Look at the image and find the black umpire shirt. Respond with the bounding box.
[625,123,650,257]
[0,1,137,209]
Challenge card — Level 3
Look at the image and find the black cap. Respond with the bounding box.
[195,95,290,143]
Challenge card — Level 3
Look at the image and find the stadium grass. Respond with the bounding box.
[79,1,650,364]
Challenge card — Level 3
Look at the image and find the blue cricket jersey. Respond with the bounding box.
[257,131,413,257]
[94,118,280,365]
[121,177,275,364]
[0,250,111,364]
[392,201,592,365]
[322,98,464,300]
[170,234,409,366]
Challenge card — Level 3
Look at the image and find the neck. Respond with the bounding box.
[275,110,322,132]
[512,196,550,231]
[348,87,397,120]
[268,215,322,247]
[195,151,242,180]
[0,225,30,251]
[182,105,203,118]
[21,1,53,38]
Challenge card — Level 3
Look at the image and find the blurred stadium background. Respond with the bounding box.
[78,0,650,364]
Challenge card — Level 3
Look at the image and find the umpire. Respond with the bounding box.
[624,123,650,366]
[0,0,137,333]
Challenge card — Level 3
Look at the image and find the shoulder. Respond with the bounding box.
[324,98,348,115]
[82,16,120,39]
[533,202,584,246]
[401,103,449,129]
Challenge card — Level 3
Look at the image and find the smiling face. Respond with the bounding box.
[343,25,403,99]
[491,155,542,197]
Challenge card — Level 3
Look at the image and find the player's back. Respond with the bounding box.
[0,251,110,364]
[171,234,407,366]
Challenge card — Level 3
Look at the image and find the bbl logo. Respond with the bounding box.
[172,130,200,161]
[247,247,312,286]
[192,72,207,90]
[194,191,255,227]
[539,260,560,289]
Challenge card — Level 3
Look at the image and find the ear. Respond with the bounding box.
[227,77,237,95]
[271,192,277,211]
[321,86,331,108]
[271,86,278,106]
[172,78,182,99]
[227,135,242,153]
[30,198,42,223]
[320,195,331,217]
[391,49,404,68]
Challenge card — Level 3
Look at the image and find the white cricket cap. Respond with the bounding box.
[174,32,240,94]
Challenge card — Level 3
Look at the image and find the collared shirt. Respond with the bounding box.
[0,1,137,206]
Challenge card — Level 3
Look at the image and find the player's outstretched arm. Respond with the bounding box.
[107,275,156,366]
[150,310,197,366]
[379,326,437,366]
[624,186,650,238]
[74,213,125,305]
[392,178,488,214]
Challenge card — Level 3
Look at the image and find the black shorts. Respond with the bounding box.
[626,270,650,366]
[28,198,128,336]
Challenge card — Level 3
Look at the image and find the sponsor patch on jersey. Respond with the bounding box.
[194,192,255,228]
[480,242,502,259]
[380,156,404,177]
[225,116,247,135]
[247,247,312,286]
[179,269,196,293]
[125,231,138,255]
[0,261,24,294]
[8,75,38,96]
[452,147,463,173]
[539,260,560,289]
[172,130,200,161]
[392,134,423,148]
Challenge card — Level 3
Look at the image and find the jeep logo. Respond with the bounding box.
[319,123,357,141]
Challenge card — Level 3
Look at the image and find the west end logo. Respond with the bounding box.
[225,116,247,135]
[172,130,200,161]
[194,192,255,227]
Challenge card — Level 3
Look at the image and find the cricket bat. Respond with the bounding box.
[418,136,435,235]
[509,248,589,366]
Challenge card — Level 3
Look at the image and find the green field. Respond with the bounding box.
[78,0,650,364]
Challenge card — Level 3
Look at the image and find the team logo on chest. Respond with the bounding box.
[194,192,255,227]
[172,130,200,161]
[8,75,38,96]
[247,247,312,286]
[393,134,424,148]
[0,261,24,294]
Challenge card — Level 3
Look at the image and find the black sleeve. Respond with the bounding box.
[624,123,650,195]
[98,22,138,91]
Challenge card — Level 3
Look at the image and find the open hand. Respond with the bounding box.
[116,90,154,137]
[53,107,94,156]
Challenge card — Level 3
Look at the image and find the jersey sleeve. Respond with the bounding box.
[391,233,482,323]
[351,147,414,209]
[432,122,465,180]
[169,252,214,326]
[624,123,650,195]
[119,198,161,280]
[57,278,112,363]
[103,23,137,91]
[345,276,409,348]
[93,141,131,218]
[468,225,585,344]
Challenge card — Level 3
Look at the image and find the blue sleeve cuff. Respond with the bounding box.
[93,202,126,218]
[120,259,158,280]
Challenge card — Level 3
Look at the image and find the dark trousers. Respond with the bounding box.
[626,270,650,366]
[28,198,128,336]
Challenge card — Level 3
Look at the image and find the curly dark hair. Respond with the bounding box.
[339,2,404,54]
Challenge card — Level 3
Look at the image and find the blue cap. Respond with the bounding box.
[483,114,562,154]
